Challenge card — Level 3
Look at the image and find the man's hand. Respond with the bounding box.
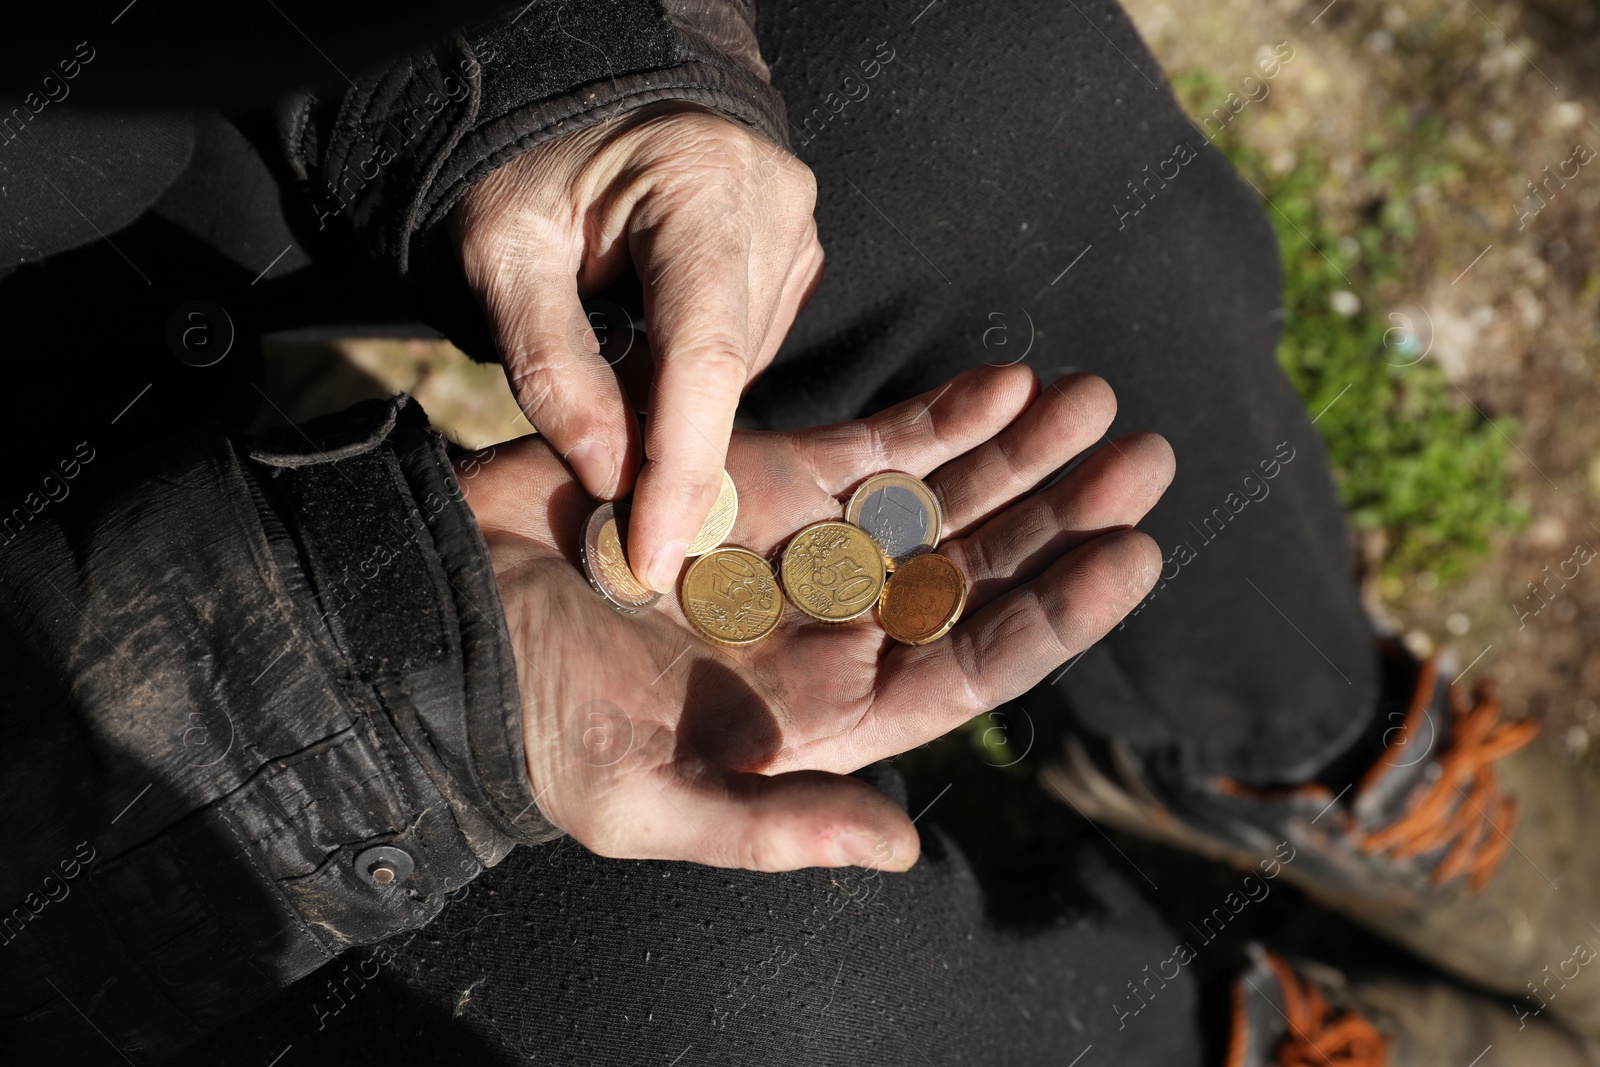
[454,105,824,594]
[459,365,1174,872]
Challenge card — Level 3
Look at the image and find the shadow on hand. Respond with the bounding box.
[675,657,783,773]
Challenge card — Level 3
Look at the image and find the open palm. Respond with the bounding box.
[461,365,1173,873]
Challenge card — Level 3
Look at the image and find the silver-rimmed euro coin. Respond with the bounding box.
[844,471,943,569]
[579,501,662,613]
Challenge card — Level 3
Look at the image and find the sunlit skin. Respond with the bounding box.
[455,104,826,595]
[460,365,1174,875]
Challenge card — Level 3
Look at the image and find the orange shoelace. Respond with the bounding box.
[1264,953,1387,1067]
[1356,658,1539,892]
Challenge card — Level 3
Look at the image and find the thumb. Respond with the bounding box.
[606,766,920,872]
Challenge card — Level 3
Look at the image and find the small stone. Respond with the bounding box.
[1329,290,1361,317]
[1528,514,1567,548]
[1403,630,1434,659]
[1446,612,1471,635]
[1552,101,1585,128]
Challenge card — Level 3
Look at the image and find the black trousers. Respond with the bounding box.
[10,0,1378,1062]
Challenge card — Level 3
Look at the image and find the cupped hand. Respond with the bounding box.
[453,104,823,594]
[459,365,1174,872]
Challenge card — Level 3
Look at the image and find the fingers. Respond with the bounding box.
[751,220,825,375]
[586,766,920,872]
[624,126,821,594]
[856,529,1162,762]
[627,198,756,592]
[940,430,1175,612]
[928,372,1118,538]
[796,363,1041,494]
[473,253,640,501]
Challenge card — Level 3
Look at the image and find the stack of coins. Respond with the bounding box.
[580,471,738,614]
[577,468,967,648]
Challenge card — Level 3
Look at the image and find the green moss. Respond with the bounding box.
[1174,72,1526,580]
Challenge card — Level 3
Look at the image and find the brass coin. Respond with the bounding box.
[845,471,943,569]
[680,547,784,646]
[685,470,739,557]
[779,521,887,623]
[579,502,662,613]
[879,552,967,645]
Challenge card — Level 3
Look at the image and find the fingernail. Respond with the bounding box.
[833,832,895,869]
[565,440,615,496]
[644,540,689,594]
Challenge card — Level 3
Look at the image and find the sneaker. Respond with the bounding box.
[1042,643,1600,1037]
[1227,944,1599,1066]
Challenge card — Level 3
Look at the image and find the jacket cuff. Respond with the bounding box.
[282,0,788,275]
[0,396,549,1060]
[248,394,556,853]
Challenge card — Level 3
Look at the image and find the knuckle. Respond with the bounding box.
[957,534,991,583]
[675,343,750,394]
[505,362,560,414]
[857,419,893,468]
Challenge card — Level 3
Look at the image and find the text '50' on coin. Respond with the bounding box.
[580,502,661,613]
[685,470,739,557]
[879,552,967,645]
[845,471,943,569]
[681,547,784,646]
[779,521,887,623]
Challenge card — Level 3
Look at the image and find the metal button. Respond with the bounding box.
[355,845,414,888]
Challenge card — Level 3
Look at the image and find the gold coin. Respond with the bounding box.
[878,552,967,645]
[579,502,662,613]
[844,471,943,569]
[680,547,784,646]
[779,521,887,623]
[685,470,739,557]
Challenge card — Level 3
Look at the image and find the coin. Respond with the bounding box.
[680,547,784,646]
[779,521,887,623]
[878,552,967,645]
[579,502,662,613]
[685,470,739,557]
[845,472,943,569]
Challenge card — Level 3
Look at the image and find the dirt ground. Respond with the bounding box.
[275,0,1600,762]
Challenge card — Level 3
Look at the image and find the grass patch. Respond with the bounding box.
[1175,72,1527,580]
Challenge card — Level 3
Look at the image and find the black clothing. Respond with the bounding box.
[0,0,1379,1062]
[177,768,1212,1067]
[1,1,789,1058]
[744,0,1378,785]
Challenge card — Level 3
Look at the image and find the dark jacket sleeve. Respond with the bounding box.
[0,396,551,1061]
[279,0,789,342]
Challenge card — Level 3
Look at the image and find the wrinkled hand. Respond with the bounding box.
[454,104,823,594]
[460,366,1174,872]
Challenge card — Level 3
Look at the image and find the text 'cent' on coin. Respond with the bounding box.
[879,552,967,645]
[845,471,943,569]
[779,520,887,623]
[680,547,784,646]
[580,501,662,613]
